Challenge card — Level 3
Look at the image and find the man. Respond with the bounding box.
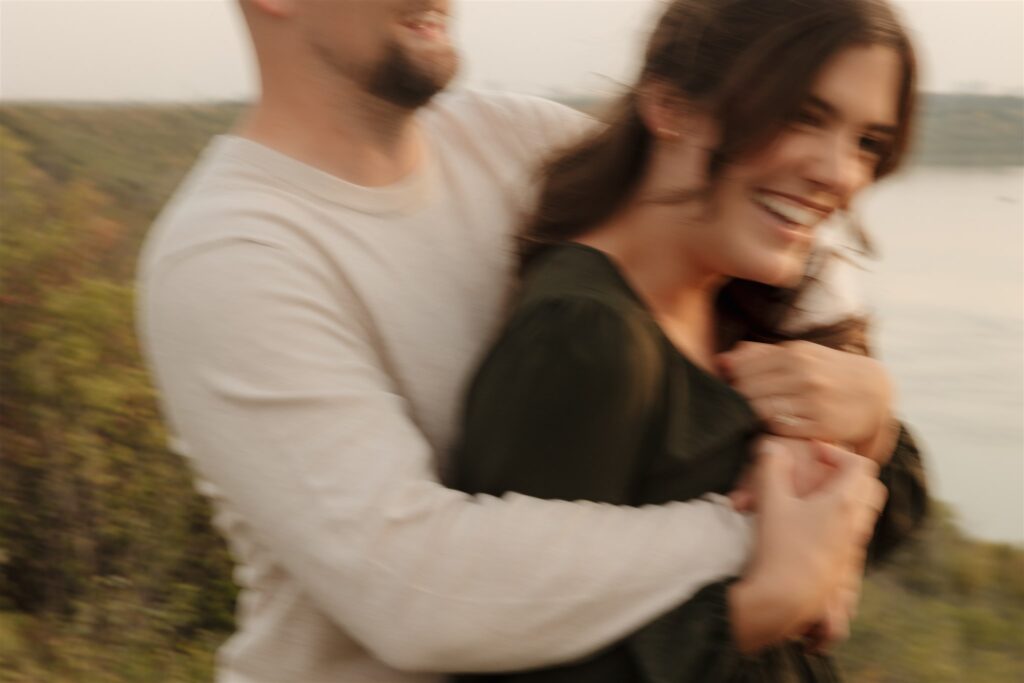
[137,1,887,681]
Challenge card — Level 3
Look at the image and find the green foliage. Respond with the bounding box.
[0,611,220,683]
[836,508,1024,682]
[0,111,236,679]
[1,102,1022,682]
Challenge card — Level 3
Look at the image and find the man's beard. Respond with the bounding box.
[366,42,458,109]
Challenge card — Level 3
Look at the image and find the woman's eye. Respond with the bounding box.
[791,109,823,127]
[859,135,890,158]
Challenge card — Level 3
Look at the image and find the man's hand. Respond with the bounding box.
[728,440,886,654]
[717,341,895,463]
[801,561,864,653]
[729,436,834,512]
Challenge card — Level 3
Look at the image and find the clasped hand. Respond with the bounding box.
[717,341,894,463]
[729,437,885,655]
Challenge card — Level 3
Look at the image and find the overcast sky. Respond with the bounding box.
[1,0,1022,102]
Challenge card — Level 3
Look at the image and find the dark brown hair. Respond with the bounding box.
[520,0,918,352]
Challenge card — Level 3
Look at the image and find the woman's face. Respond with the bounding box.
[696,44,902,287]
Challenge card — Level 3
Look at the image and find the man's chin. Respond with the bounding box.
[369,47,459,109]
[419,53,460,101]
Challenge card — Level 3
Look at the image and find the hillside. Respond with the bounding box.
[0,101,1022,682]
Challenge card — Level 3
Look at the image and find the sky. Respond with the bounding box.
[0,1,1022,102]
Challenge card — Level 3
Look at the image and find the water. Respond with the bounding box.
[860,167,1024,544]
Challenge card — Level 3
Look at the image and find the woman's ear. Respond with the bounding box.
[637,81,719,150]
[637,80,686,142]
[244,0,296,20]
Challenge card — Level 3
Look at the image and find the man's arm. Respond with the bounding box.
[139,235,752,673]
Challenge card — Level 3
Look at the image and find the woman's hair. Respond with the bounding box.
[519,0,918,353]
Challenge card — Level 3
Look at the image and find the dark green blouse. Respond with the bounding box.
[447,243,928,683]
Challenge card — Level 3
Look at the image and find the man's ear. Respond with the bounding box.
[636,80,719,150]
[244,0,296,20]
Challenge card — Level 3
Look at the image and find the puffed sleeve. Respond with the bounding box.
[868,422,929,564]
[628,578,751,682]
[450,295,663,502]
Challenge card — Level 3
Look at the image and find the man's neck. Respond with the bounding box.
[235,82,426,187]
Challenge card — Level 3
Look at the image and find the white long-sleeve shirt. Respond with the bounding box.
[137,90,753,683]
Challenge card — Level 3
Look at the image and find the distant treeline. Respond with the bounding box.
[3,91,1021,174]
[0,102,1022,682]
[913,93,1024,166]
[560,92,1024,167]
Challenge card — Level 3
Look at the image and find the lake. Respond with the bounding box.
[860,166,1024,545]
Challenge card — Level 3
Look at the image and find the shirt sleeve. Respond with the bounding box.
[867,422,929,564]
[629,580,755,683]
[138,235,753,673]
[481,90,596,162]
[449,295,752,680]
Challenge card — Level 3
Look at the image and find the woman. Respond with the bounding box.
[448,0,927,680]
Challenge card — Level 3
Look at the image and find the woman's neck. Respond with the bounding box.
[577,203,727,372]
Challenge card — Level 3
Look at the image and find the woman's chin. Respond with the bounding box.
[737,257,807,289]
[768,268,806,289]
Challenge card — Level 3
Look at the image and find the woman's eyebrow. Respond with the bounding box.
[806,95,897,135]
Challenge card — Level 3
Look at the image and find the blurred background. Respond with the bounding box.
[1,1,1021,681]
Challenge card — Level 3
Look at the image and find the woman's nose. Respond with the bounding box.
[805,134,869,199]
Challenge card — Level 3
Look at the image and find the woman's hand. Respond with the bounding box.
[728,439,886,654]
[728,437,868,654]
[717,341,896,464]
[801,564,863,653]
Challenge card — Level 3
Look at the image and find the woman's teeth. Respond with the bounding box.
[754,193,820,227]
[404,10,447,34]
